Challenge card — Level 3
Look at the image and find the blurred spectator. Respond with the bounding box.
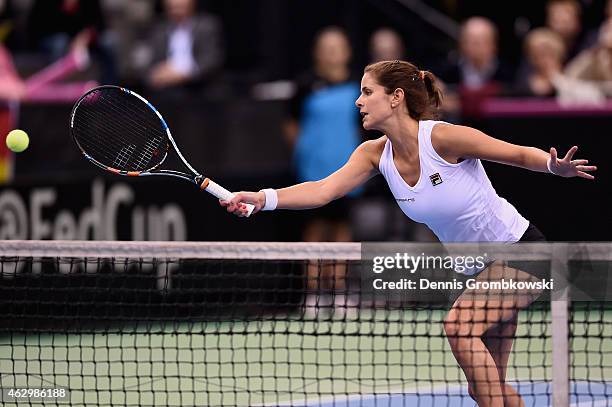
[1,14,95,182]
[546,0,585,61]
[517,28,565,97]
[146,0,223,95]
[440,17,514,90]
[438,17,513,120]
[284,26,361,317]
[26,0,116,83]
[0,43,24,100]
[369,27,406,62]
[565,18,612,96]
[1,38,96,104]
[513,0,585,94]
[1,2,96,104]
[100,1,155,85]
[516,28,604,104]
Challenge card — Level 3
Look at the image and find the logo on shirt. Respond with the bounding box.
[396,198,415,202]
[429,173,443,186]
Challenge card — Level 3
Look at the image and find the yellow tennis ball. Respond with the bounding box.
[6,129,29,153]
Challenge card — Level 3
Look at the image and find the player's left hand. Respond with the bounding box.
[549,146,597,179]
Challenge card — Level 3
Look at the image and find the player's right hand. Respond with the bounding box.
[220,191,266,217]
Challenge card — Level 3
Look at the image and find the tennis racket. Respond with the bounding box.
[70,85,254,216]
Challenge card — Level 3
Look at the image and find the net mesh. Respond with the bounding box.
[0,241,609,406]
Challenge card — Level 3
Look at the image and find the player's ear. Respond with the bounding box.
[391,88,404,108]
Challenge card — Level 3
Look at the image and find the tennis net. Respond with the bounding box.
[0,241,610,406]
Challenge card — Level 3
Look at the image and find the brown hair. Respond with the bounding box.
[364,60,443,120]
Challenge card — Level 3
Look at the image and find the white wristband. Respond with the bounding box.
[546,156,555,174]
[260,188,278,211]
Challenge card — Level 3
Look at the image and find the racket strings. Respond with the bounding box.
[76,113,165,173]
[101,91,165,137]
[76,109,150,159]
[95,91,167,167]
[113,144,136,169]
[72,88,169,172]
[76,96,150,149]
[75,100,164,171]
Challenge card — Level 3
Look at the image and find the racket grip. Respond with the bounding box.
[201,178,255,217]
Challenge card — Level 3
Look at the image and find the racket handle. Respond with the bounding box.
[201,178,255,217]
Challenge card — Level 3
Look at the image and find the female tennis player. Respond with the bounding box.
[221,60,596,407]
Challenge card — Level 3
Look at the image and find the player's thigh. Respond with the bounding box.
[464,261,543,310]
[483,314,519,381]
[446,262,539,337]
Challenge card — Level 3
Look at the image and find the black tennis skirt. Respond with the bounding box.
[518,223,546,242]
[507,223,549,280]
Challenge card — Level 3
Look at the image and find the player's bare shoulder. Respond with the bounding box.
[431,122,456,142]
[356,136,386,170]
[431,122,458,158]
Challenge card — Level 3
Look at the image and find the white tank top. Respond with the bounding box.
[378,120,529,243]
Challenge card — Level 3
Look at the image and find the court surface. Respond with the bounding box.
[271,381,611,406]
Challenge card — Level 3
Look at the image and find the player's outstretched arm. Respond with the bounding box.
[221,138,383,217]
[432,124,597,179]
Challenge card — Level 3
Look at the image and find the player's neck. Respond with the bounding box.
[384,115,419,158]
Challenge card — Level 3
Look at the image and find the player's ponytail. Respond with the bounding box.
[364,60,443,120]
[422,70,442,110]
